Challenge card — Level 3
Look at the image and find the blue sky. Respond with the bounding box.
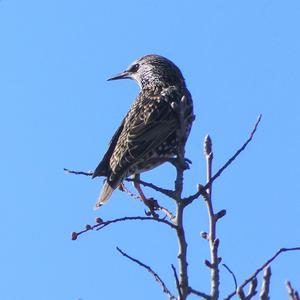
[0,0,299,299]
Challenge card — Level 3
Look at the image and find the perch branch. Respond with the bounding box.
[184,114,262,205]
[116,247,176,300]
[224,247,300,299]
[173,95,192,300]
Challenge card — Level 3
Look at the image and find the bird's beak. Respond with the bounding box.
[107,70,130,81]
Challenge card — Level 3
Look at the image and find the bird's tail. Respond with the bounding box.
[93,181,115,210]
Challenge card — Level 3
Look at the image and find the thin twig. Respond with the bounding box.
[260,266,271,300]
[64,168,93,176]
[222,263,238,290]
[172,264,182,299]
[224,247,300,300]
[64,167,175,198]
[184,114,262,205]
[116,247,176,300]
[286,281,300,300]
[71,216,176,240]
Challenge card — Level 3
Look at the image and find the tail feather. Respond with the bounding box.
[93,181,115,210]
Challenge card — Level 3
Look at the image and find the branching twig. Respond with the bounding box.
[71,216,176,240]
[224,247,300,299]
[116,247,176,300]
[260,266,271,300]
[184,114,262,205]
[286,281,300,300]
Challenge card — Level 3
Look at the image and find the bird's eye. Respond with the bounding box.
[128,63,139,73]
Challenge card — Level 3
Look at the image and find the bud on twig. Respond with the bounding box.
[95,217,103,224]
[215,209,227,220]
[71,232,78,240]
[204,259,213,268]
[85,224,92,230]
[204,135,212,156]
[200,231,209,240]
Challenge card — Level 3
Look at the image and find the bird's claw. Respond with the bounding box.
[143,198,160,219]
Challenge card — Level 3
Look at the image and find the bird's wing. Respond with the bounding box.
[92,118,125,178]
[109,91,180,181]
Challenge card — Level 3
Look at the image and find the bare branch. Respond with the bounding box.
[222,263,237,290]
[224,247,300,299]
[71,216,176,240]
[184,114,262,205]
[116,247,176,300]
[260,266,271,300]
[202,135,221,300]
[286,281,300,300]
[172,95,192,300]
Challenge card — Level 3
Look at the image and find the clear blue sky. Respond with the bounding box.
[0,1,299,299]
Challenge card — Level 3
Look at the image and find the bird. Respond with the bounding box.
[92,54,194,209]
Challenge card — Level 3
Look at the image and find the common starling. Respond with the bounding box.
[92,54,194,209]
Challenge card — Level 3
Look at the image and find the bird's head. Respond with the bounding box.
[107,54,186,89]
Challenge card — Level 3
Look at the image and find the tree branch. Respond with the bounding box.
[71,216,176,240]
[202,135,222,300]
[116,247,176,300]
[184,114,262,205]
[173,95,191,300]
[224,247,300,299]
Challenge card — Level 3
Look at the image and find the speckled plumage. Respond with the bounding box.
[92,55,194,208]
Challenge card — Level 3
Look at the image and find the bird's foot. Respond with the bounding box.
[167,157,192,170]
[144,198,176,222]
[144,198,160,219]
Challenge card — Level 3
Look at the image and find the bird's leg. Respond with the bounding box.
[118,183,140,199]
[131,174,160,218]
[131,174,176,222]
